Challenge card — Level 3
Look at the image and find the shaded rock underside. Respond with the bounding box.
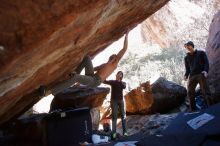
[0,0,170,125]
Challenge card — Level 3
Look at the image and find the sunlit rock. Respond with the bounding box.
[125,77,186,114]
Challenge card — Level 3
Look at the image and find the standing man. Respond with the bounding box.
[104,71,128,139]
[184,41,211,112]
[39,31,129,96]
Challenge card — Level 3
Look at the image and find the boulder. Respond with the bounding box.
[206,10,220,103]
[150,77,187,113]
[125,77,186,114]
[50,86,109,111]
[0,0,170,126]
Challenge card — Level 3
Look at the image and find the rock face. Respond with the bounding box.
[206,10,220,102]
[125,77,186,114]
[0,0,170,125]
[50,86,109,111]
[125,81,154,114]
[141,0,220,48]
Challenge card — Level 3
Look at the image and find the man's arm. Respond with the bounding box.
[103,80,113,85]
[116,32,129,62]
[122,82,126,89]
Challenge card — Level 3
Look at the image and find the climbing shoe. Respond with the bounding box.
[38,85,46,97]
[112,133,117,140]
[124,132,128,137]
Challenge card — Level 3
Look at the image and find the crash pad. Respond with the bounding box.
[136,134,206,146]
[163,103,220,136]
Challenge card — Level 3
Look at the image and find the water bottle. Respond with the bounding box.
[92,134,109,144]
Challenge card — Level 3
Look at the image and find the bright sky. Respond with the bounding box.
[93,24,161,80]
[93,25,143,66]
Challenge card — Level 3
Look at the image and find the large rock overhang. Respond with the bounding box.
[0,0,170,125]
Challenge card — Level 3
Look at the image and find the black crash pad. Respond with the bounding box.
[163,103,220,136]
[136,134,206,146]
[202,140,220,146]
[202,135,220,146]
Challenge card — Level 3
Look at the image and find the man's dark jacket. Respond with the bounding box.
[184,50,209,78]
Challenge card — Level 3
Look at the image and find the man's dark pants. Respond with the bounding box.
[51,56,101,95]
[187,74,211,111]
[111,99,127,135]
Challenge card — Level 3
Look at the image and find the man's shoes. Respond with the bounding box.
[38,85,46,97]
[112,133,117,140]
[124,132,128,137]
